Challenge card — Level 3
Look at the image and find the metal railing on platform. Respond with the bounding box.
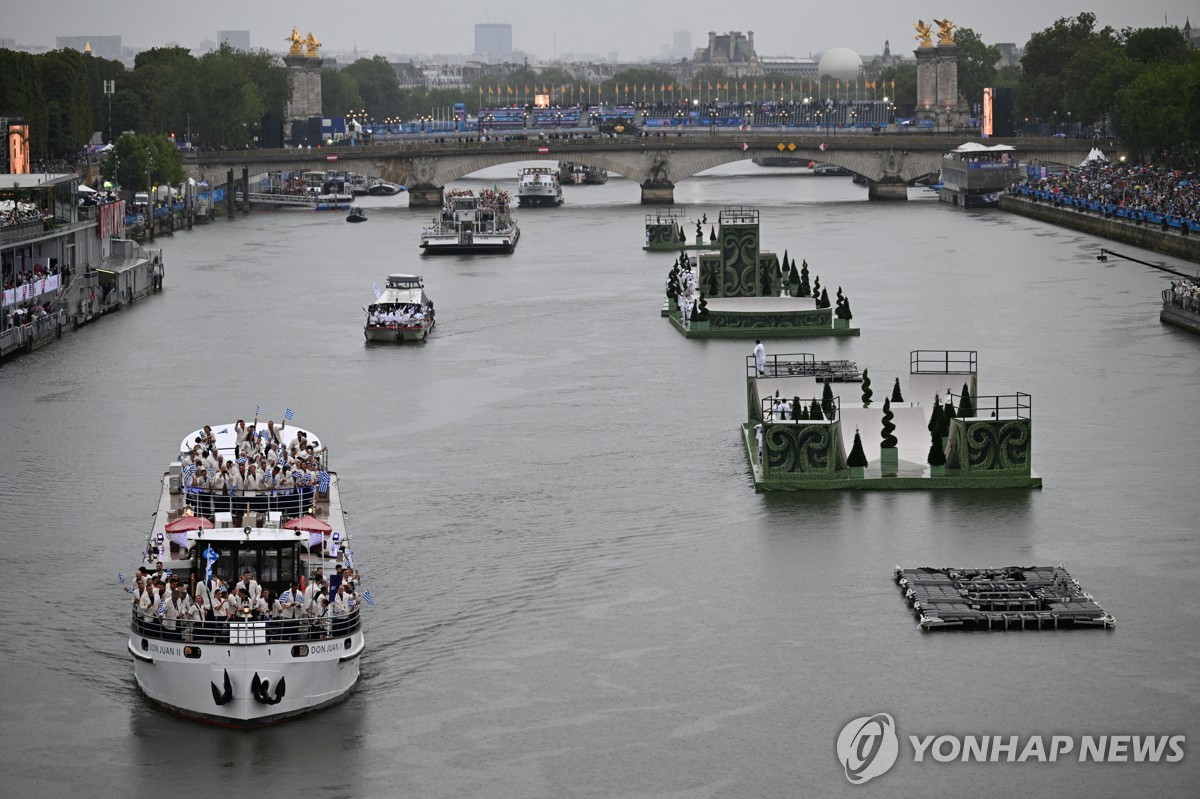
[1164,288,1200,313]
[762,394,840,422]
[947,391,1032,420]
[910,350,978,375]
[130,606,361,644]
[746,353,861,381]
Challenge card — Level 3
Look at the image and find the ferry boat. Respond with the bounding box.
[365,273,435,342]
[127,421,364,727]
[517,167,563,207]
[420,189,520,254]
[346,207,368,223]
[559,161,587,184]
[939,143,1021,208]
[582,165,608,185]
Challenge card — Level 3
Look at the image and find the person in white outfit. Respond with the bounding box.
[753,340,766,376]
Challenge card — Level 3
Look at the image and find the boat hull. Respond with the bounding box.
[364,321,434,342]
[518,193,563,207]
[129,630,364,728]
[420,228,520,254]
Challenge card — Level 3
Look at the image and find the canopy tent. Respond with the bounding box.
[165,515,215,532]
[282,515,332,532]
[1080,147,1108,166]
[77,184,97,194]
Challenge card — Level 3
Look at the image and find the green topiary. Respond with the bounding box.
[821,380,835,419]
[809,398,823,420]
[709,225,716,242]
[861,369,873,407]
[847,428,868,467]
[799,259,811,297]
[818,287,830,309]
[666,266,679,300]
[813,274,821,298]
[890,377,903,403]
[835,287,853,320]
[695,295,709,320]
[927,396,942,434]
[927,426,946,466]
[788,258,800,297]
[958,382,975,418]
[943,389,956,424]
[881,397,898,448]
[760,261,772,296]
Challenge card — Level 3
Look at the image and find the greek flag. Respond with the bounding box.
[203,545,219,581]
[345,549,354,568]
[255,404,261,416]
[157,601,166,615]
[166,569,173,577]
[118,572,126,584]
[217,427,229,434]
[362,589,374,607]
[373,282,382,299]
[284,408,295,422]
[279,590,292,604]
[318,471,330,492]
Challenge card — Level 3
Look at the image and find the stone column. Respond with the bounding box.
[934,45,959,111]
[914,46,938,117]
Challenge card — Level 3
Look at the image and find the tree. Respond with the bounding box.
[847,428,868,468]
[809,399,823,421]
[322,69,364,116]
[860,369,873,408]
[878,63,917,114]
[953,27,1001,108]
[891,378,903,403]
[818,287,830,309]
[821,380,835,420]
[881,398,897,448]
[958,382,975,418]
[788,258,799,296]
[799,259,811,297]
[927,426,947,467]
[341,56,405,118]
[101,133,183,190]
[835,287,852,320]
[1016,13,1118,125]
[927,397,943,435]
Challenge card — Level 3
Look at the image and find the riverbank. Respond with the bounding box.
[999,195,1200,263]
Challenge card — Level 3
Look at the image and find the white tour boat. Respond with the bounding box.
[420,189,520,254]
[517,166,564,207]
[365,273,436,342]
[127,422,364,727]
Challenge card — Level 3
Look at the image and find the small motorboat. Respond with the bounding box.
[346,207,368,223]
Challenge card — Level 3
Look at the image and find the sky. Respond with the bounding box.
[4,1,1196,61]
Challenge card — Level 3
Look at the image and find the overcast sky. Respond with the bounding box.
[5,1,1196,60]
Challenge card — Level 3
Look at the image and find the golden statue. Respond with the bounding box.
[286,27,303,57]
[304,32,322,58]
[914,20,933,47]
[934,19,956,45]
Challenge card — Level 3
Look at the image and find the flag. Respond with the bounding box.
[203,545,219,581]
[284,408,295,421]
[373,282,382,299]
[118,572,126,584]
[362,589,374,607]
[157,601,166,615]
[318,471,331,492]
[279,590,292,604]
[345,548,354,568]
[255,405,261,416]
[487,86,493,95]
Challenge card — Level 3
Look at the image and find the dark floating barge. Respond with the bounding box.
[895,565,1115,631]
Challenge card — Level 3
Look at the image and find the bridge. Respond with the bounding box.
[185,134,1107,207]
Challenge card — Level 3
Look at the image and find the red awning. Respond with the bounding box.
[165,515,215,532]
[282,515,333,532]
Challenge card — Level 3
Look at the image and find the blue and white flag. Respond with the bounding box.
[373,282,382,299]
[318,471,331,492]
[217,427,229,434]
[255,404,261,416]
[362,589,374,607]
[165,569,173,578]
[345,548,354,568]
[118,572,126,585]
[157,601,166,615]
[279,590,292,604]
[284,408,295,422]
[203,545,219,581]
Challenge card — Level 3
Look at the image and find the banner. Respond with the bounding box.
[2,274,60,308]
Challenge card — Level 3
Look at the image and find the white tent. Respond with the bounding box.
[1080,147,1108,165]
[77,184,97,194]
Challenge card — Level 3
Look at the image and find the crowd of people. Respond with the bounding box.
[367,302,431,327]
[1167,278,1200,312]
[182,420,328,499]
[1014,161,1200,228]
[129,563,363,642]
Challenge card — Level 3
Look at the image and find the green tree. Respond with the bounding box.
[881,398,897,448]
[821,381,835,419]
[340,56,404,118]
[927,426,947,467]
[878,63,916,114]
[101,133,183,190]
[890,378,903,403]
[958,383,975,418]
[860,369,873,408]
[953,27,1001,108]
[847,428,868,468]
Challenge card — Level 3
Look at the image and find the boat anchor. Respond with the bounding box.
[210,669,233,705]
[251,672,286,705]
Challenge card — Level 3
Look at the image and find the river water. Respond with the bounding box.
[1,163,1198,798]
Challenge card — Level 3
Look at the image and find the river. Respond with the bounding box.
[1,162,1197,798]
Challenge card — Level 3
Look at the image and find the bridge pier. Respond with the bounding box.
[640,181,675,205]
[407,183,444,209]
[867,181,908,201]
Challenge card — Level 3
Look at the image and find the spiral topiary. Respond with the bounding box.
[881,397,898,448]
[861,369,873,407]
[799,259,811,297]
[821,380,835,419]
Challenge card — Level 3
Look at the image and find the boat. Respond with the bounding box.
[365,273,436,342]
[420,189,520,254]
[127,421,364,727]
[939,143,1022,208]
[813,163,851,176]
[583,165,608,185]
[517,167,563,207]
[367,180,403,196]
[346,207,368,223]
[559,161,587,184]
[1162,277,1200,335]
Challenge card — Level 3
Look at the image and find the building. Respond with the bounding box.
[758,56,818,80]
[692,31,761,77]
[672,31,692,59]
[0,38,15,51]
[217,31,251,51]
[995,43,1021,67]
[475,23,512,63]
[56,35,122,60]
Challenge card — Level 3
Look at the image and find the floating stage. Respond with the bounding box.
[644,208,715,251]
[895,565,1115,631]
[743,350,1042,491]
[661,207,859,339]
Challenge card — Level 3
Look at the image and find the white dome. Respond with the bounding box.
[818,48,863,82]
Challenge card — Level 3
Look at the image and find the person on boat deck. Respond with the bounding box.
[772,396,790,421]
[234,419,248,445]
[304,568,326,601]
[244,463,264,491]
[235,570,262,601]
[192,587,211,624]
[753,340,766,377]
[265,420,283,446]
[162,587,186,640]
[238,435,257,459]
[152,561,166,582]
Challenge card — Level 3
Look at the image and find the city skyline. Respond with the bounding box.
[5,0,1197,62]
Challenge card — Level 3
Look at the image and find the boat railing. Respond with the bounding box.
[130,606,362,644]
[1163,288,1200,313]
[182,485,320,517]
[747,353,861,381]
